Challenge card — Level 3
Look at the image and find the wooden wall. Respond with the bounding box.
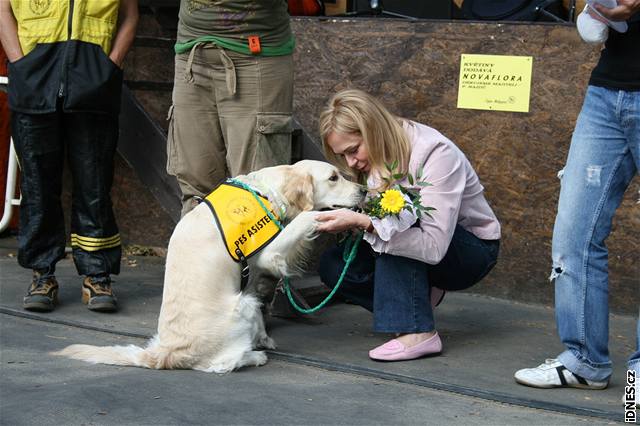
[122,16,638,313]
[290,18,639,313]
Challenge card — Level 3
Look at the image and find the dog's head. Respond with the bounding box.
[247,160,365,219]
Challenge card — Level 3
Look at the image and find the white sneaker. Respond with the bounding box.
[514,359,608,389]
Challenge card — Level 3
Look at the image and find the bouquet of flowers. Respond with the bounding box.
[363,161,435,246]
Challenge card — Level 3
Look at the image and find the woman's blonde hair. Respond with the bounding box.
[319,89,411,188]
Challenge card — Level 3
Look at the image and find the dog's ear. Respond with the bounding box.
[282,170,314,215]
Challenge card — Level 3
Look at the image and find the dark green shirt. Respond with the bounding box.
[176,0,294,56]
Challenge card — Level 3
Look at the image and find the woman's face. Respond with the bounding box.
[326,131,370,173]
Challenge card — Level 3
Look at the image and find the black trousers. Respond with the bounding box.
[11,106,121,277]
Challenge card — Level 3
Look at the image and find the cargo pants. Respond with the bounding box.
[167,44,294,217]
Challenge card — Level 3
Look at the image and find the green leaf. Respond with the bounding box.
[408,174,414,185]
[416,167,423,179]
[417,181,432,187]
[392,173,404,180]
[385,162,393,172]
[390,160,398,171]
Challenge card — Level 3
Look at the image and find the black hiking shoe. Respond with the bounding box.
[82,276,117,312]
[23,271,59,312]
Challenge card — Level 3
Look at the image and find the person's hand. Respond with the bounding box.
[315,209,371,234]
[109,54,124,69]
[593,0,640,22]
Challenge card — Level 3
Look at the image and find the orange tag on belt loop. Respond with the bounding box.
[248,36,261,54]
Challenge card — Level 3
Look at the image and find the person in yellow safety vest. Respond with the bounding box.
[0,0,138,313]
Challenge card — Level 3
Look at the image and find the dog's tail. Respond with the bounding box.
[51,337,183,369]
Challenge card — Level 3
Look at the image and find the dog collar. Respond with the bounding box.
[252,179,288,220]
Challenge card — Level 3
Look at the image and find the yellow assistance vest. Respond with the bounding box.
[204,182,281,262]
[10,0,119,56]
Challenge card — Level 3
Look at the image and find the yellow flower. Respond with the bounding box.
[379,189,405,214]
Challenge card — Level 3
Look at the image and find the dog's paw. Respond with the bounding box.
[238,350,268,368]
[257,335,276,350]
[248,350,268,367]
[200,361,235,374]
[305,222,320,240]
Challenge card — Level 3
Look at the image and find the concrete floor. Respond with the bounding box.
[0,236,636,425]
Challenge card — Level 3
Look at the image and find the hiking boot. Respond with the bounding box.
[82,276,117,312]
[514,359,608,389]
[23,271,59,312]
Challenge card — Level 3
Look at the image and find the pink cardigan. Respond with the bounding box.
[366,121,501,265]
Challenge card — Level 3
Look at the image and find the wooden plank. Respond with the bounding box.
[325,0,348,16]
[290,18,639,313]
[122,15,638,312]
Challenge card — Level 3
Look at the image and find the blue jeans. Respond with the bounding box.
[553,86,640,382]
[318,225,499,333]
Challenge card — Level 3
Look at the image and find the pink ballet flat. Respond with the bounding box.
[368,332,443,362]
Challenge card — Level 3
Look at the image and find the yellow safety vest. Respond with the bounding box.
[204,183,281,262]
[10,0,119,56]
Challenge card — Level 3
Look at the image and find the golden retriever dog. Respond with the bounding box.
[53,160,364,373]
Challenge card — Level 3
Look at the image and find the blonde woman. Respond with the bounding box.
[316,89,501,362]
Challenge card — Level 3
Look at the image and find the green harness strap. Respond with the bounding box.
[229,179,362,314]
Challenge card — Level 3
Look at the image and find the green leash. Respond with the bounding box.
[284,232,362,314]
[228,178,363,314]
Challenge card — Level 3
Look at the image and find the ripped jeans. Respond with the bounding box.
[552,85,640,382]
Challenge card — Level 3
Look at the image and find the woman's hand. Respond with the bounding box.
[316,209,371,234]
[593,0,640,21]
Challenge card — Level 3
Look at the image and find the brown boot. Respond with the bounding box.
[23,271,59,312]
[82,276,117,312]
